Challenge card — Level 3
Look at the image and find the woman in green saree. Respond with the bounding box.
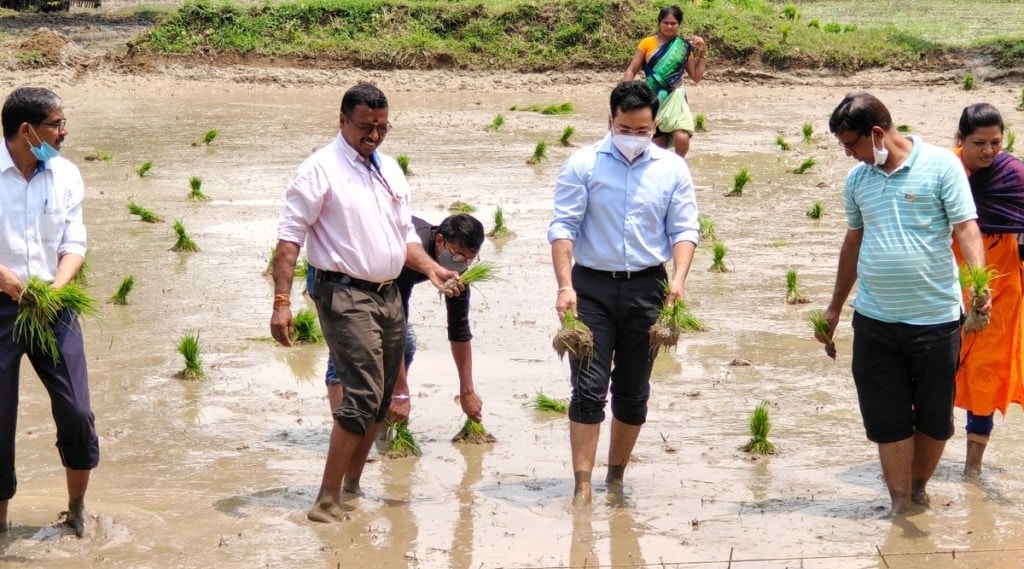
[623,5,707,158]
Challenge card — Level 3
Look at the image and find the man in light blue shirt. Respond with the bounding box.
[549,81,699,506]
[821,92,990,516]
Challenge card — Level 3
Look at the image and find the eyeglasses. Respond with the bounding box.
[838,133,864,150]
[613,126,654,137]
[344,114,391,136]
[443,243,478,265]
[37,119,67,130]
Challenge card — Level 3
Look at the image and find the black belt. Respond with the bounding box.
[318,270,395,293]
[577,265,663,279]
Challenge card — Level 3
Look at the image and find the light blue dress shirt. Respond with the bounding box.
[547,133,699,271]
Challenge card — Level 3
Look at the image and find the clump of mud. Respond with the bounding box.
[451,418,496,444]
[16,28,92,68]
[552,311,594,361]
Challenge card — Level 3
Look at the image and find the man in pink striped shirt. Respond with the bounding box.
[271,83,459,523]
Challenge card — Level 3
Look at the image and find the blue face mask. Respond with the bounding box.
[28,127,61,162]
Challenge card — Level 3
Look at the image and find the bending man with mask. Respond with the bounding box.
[548,80,699,506]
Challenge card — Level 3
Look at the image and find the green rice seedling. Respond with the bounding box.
[709,242,729,273]
[293,256,308,279]
[534,391,568,414]
[781,4,798,19]
[177,331,205,380]
[84,150,112,162]
[397,154,412,176]
[488,113,505,131]
[442,261,496,297]
[127,201,163,223]
[385,420,421,458]
[963,73,975,91]
[823,22,841,33]
[785,268,810,304]
[202,128,218,146]
[961,263,1001,332]
[552,310,594,361]
[540,102,573,115]
[135,160,153,177]
[488,206,513,238]
[775,135,791,151]
[171,219,199,252]
[508,104,518,111]
[1005,130,1016,154]
[292,308,324,344]
[187,176,208,201]
[807,309,836,359]
[806,200,825,219]
[694,113,707,133]
[452,417,497,444]
[558,125,576,147]
[741,401,775,455]
[801,122,813,144]
[807,19,820,29]
[448,201,476,213]
[263,245,276,276]
[650,297,707,351]
[698,215,717,241]
[527,140,549,164]
[109,275,135,305]
[727,167,751,197]
[896,124,912,133]
[15,276,98,363]
[1018,88,1024,111]
[72,252,90,285]
[771,240,788,248]
[792,157,816,174]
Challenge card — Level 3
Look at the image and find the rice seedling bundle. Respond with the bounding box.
[488,206,513,238]
[72,253,89,285]
[540,102,573,115]
[533,391,568,414]
[694,113,706,133]
[171,219,200,252]
[961,263,1000,333]
[698,215,717,241]
[135,160,153,177]
[709,242,729,273]
[896,124,912,133]
[649,298,707,352]
[187,176,208,201]
[292,308,324,344]
[202,128,218,145]
[84,150,112,162]
[785,268,810,304]
[385,420,422,458]
[1018,88,1024,111]
[109,275,135,305]
[559,125,576,147]
[741,401,775,455]
[807,309,836,360]
[774,135,790,151]
[15,276,97,363]
[727,167,751,197]
[801,122,814,144]
[552,311,594,361]
[452,417,497,444]
[397,154,412,176]
[448,201,477,213]
[1005,130,1016,154]
[963,72,975,91]
[177,331,205,379]
[527,140,549,165]
[792,157,816,174]
[127,201,163,223]
[441,261,495,297]
[806,200,824,219]
[488,114,505,131]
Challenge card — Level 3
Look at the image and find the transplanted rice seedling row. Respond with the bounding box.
[177,331,205,379]
[451,417,496,444]
[171,219,200,252]
[109,275,135,305]
[187,176,209,201]
[15,276,98,363]
[726,167,751,197]
[127,201,163,223]
[385,420,421,458]
[741,401,775,455]
[488,206,513,238]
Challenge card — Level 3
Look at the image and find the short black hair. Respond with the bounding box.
[609,81,659,119]
[828,91,892,136]
[957,102,1003,138]
[437,214,484,252]
[340,83,388,116]
[2,87,62,140]
[658,5,683,23]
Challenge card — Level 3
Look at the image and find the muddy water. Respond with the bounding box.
[2,67,1024,568]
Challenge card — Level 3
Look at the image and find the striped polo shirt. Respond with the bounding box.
[845,136,976,325]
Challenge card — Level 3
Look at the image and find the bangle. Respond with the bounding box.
[392,394,410,401]
[273,293,291,309]
[557,286,575,294]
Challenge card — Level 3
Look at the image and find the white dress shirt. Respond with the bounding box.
[0,141,87,283]
[277,134,419,283]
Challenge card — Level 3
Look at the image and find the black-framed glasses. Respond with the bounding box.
[838,133,863,150]
[344,114,391,136]
[37,119,67,130]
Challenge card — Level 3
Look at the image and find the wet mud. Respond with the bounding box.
[1,64,1024,568]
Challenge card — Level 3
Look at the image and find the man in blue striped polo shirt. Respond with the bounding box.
[820,92,991,516]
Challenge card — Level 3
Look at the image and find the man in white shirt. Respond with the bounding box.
[270,83,459,523]
[0,87,96,537]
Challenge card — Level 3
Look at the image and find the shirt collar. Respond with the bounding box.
[597,132,657,165]
[335,133,379,171]
[0,140,17,174]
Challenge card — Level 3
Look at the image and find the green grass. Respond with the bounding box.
[171,219,200,252]
[292,308,324,344]
[527,140,548,164]
[775,135,791,151]
[448,200,476,213]
[385,420,422,458]
[709,242,729,273]
[15,277,98,363]
[558,125,575,147]
[85,150,113,162]
[727,167,751,197]
[202,128,218,145]
[785,268,809,304]
[135,160,153,178]
[698,215,717,242]
[128,202,163,223]
[792,156,816,174]
[188,176,209,201]
[801,122,814,144]
[109,275,135,305]
[177,331,205,380]
[806,200,825,219]
[963,72,976,90]
[741,401,775,455]
[397,154,412,176]
[488,205,512,237]
[534,391,568,413]
[694,113,707,133]
[488,113,505,131]
[1005,129,1016,153]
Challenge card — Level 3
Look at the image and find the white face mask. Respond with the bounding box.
[871,131,889,166]
[611,133,652,162]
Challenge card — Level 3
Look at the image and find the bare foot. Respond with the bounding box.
[910,480,930,508]
[65,498,86,538]
[606,465,625,495]
[963,464,982,481]
[889,490,912,516]
[306,490,347,523]
[342,478,363,497]
[572,482,592,507]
